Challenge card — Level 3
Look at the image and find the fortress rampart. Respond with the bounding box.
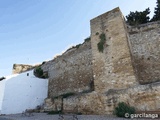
[13,7,160,114]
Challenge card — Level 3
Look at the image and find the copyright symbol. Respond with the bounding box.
[125,113,129,118]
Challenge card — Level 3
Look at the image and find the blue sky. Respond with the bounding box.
[0,0,157,76]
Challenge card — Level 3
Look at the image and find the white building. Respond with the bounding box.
[0,70,48,114]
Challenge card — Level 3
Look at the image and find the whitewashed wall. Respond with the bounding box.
[0,70,48,114]
[0,80,5,114]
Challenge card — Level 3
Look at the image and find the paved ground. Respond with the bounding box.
[0,118,13,120]
[0,113,124,120]
[0,113,159,120]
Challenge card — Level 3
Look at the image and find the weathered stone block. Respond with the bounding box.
[128,22,160,84]
[12,64,35,74]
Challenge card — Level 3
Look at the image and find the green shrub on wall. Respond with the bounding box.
[84,37,91,42]
[34,66,48,79]
[75,44,82,49]
[114,102,135,118]
[42,61,46,65]
[97,33,106,53]
[96,32,99,35]
[35,66,43,76]
[47,110,62,115]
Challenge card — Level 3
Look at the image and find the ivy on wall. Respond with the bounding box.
[97,33,106,53]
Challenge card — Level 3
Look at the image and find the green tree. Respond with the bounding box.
[126,8,150,26]
[151,0,160,21]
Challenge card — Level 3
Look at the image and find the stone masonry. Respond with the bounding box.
[41,41,93,98]
[90,7,137,93]
[14,7,160,115]
[128,22,160,84]
[12,64,36,74]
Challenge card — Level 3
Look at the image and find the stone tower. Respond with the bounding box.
[90,7,137,93]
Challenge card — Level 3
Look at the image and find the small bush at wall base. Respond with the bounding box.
[47,110,62,115]
[77,112,82,115]
[114,102,135,118]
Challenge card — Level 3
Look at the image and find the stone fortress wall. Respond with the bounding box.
[41,41,93,98]
[13,7,160,114]
[128,22,160,84]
